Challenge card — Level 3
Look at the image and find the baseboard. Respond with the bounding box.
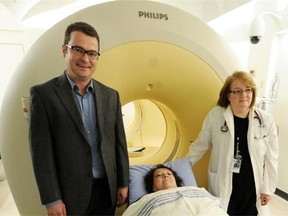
[275,188,288,201]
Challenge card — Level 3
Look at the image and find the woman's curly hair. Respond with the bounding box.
[144,164,184,193]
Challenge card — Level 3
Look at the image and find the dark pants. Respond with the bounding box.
[84,177,115,215]
[227,188,258,216]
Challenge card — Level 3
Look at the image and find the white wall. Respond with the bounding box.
[0,31,26,115]
[246,13,288,195]
[268,34,288,193]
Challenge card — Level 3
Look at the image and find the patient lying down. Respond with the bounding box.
[123,164,228,216]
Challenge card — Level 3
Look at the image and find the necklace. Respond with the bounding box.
[232,116,248,173]
[235,136,242,161]
[234,116,248,159]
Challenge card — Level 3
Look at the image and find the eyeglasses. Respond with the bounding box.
[65,45,100,60]
[229,88,253,95]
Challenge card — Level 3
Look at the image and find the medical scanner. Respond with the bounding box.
[0,1,241,215]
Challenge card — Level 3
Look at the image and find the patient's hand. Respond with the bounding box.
[117,187,128,207]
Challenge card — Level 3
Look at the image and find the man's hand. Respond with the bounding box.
[117,187,128,207]
[47,202,66,216]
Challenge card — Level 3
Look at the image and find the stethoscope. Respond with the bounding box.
[220,110,262,132]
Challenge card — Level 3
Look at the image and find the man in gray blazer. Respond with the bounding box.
[29,22,129,215]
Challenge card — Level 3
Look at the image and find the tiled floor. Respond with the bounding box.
[0,179,19,216]
[0,178,287,215]
[268,194,288,216]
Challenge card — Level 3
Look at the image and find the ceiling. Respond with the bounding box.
[4,0,287,45]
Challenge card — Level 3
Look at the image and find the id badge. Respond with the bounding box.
[231,156,242,173]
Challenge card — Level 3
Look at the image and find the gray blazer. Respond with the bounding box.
[29,73,129,215]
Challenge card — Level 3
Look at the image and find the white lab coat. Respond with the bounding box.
[187,105,278,214]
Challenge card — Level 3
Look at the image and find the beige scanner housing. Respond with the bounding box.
[0,1,241,215]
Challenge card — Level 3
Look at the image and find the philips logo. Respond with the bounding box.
[138,11,168,20]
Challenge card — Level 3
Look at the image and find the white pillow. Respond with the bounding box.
[129,157,197,204]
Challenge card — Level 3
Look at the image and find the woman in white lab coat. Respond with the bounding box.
[187,71,278,215]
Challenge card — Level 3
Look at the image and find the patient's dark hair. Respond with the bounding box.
[144,164,184,193]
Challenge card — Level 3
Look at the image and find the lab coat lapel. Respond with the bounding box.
[223,106,234,138]
[93,80,104,132]
[247,108,256,152]
[55,74,89,143]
